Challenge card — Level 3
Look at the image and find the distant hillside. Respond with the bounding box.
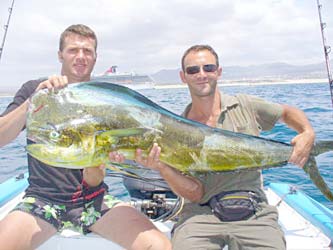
[151,61,330,84]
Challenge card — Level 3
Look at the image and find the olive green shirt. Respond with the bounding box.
[182,92,283,204]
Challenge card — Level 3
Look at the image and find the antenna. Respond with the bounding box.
[0,0,15,62]
[316,0,333,108]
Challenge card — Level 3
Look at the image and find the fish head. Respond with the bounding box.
[27,121,73,146]
[26,120,105,168]
[26,143,102,168]
[28,116,99,144]
[26,89,107,167]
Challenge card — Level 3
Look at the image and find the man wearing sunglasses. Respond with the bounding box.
[109,44,316,250]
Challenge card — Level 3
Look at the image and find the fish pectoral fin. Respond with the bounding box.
[98,128,148,139]
[108,162,138,170]
[106,163,141,178]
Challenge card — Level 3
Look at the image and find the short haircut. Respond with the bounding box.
[59,24,97,52]
[181,45,219,71]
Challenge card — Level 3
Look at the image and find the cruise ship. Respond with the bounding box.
[93,66,155,90]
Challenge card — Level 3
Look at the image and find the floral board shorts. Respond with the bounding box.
[13,194,122,234]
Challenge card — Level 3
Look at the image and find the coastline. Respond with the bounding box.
[0,78,328,96]
[153,78,328,89]
[0,94,15,98]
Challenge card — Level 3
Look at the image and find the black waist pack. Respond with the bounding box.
[208,191,260,222]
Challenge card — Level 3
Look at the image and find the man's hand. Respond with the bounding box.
[108,144,204,202]
[135,143,204,202]
[35,75,68,92]
[280,104,316,168]
[135,143,169,172]
[108,151,126,163]
[289,130,315,168]
[108,143,171,172]
[83,165,105,187]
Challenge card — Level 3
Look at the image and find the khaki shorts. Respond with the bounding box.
[171,202,286,250]
[14,193,121,234]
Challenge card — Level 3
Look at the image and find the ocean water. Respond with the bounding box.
[0,82,332,209]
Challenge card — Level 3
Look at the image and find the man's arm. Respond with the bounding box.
[0,100,29,147]
[280,104,315,168]
[155,163,204,202]
[0,75,68,148]
[83,165,106,187]
[109,144,205,202]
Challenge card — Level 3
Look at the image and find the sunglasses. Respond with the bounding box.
[185,64,218,75]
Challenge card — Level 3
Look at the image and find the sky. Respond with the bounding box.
[0,0,332,92]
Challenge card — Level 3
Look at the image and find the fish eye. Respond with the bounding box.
[49,131,60,141]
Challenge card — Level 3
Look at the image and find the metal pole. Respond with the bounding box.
[316,0,333,108]
[0,0,15,62]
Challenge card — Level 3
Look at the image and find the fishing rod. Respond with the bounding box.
[0,0,15,62]
[316,0,333,108]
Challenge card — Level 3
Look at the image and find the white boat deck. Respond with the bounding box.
[1,188,331,250]
[266,188,331,250]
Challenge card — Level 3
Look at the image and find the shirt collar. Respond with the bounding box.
[182,92,239,117]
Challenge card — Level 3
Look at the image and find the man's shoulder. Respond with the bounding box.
[17,78,47,96]
[221,92,254,102]
[220,92,245,109]
[21,78,47,89]
[233,93,273,108]
[221,93,267,115]
[234,93,255,101]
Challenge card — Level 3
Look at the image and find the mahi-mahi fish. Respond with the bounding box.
[26,81,333,201]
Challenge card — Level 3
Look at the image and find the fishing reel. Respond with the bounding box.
[107,164,184,221]
[121,168,183,221]
[130,194,179,220]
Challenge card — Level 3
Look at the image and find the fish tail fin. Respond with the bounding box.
[303,156,333,201]
[311,140,333,156]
